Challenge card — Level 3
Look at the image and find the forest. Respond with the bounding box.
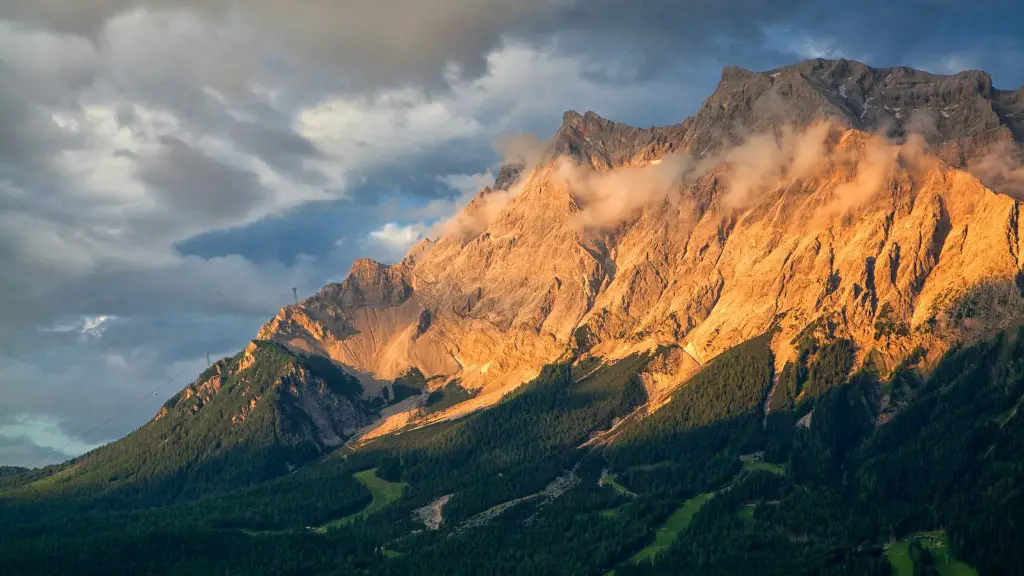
[1,326,1022,575]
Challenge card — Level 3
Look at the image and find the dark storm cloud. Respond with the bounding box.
[0,0,558,89]
[5,0,1024,95]
[178,197,379,265]
[0,0,822,91]
[0,75,73,177]
[223,113,323,179]
[139,135,270,220]
[114,102,139,127]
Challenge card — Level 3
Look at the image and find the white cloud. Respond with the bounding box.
[366,222,430,260]
[440,171,496,195]
[913,51,982,76]
[760,25,860,61]
[80,315,113,339]
[38,315,115,340]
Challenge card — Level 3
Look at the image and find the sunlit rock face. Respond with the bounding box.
[256,58,1024,437]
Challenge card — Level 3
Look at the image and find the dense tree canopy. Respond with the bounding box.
[2,328,1022,575]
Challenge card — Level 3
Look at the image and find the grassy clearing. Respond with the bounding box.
[382,549,404,558]
[614,455,781,566]
[741,460,785,475]
[601,471,637,497]
[631,492,715,564]
[885,531,978,576]
[599,505,625,519]
[737,504,756,521]
[885,541,914,576]
[314,468,406,533]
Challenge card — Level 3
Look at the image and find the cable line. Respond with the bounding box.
[29,285,315,469]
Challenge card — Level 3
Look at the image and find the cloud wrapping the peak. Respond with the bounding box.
[494,132,549,169]
[968,141,1024,200]
[558,154,694,233]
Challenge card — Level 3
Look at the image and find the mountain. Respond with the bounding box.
[259,57,1024,439]
[3,341,375,505]
[3,58,1024,575]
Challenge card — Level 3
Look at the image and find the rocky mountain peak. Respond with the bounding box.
[493,164,524,191]
[252,57,1024,442]
[319,258,411,309]
[550,108,687,169]
[682,58,1021,168]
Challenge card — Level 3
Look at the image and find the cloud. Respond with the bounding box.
[718,121,835,209]
[39,315,115,341]
[440,172,497,196]
[434,187,519,242]
[760,25,857,62]
[812,133,900,224]
[0,414,107,460]
[0,350,211,466]
[548,120,836,234]
[0,0,819,91]
[904,108,940,139]
[139,135,272,223]
[557,154,694,232]
[548,118,962,236]
[1,1,560,89]
[493,132,549,168]
[366,222,429,260]
[968,140,1024,200]
[4,0,1024,97]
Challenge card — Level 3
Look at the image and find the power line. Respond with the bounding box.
[29,362,194,469]
[29,285,314,470]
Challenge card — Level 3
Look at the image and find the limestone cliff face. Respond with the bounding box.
[257,58,1024,436]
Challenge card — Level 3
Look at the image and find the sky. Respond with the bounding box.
[1,0,1022,467]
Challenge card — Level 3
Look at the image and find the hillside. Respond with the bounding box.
[2,58,1024,575]
[2,341,375,505]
